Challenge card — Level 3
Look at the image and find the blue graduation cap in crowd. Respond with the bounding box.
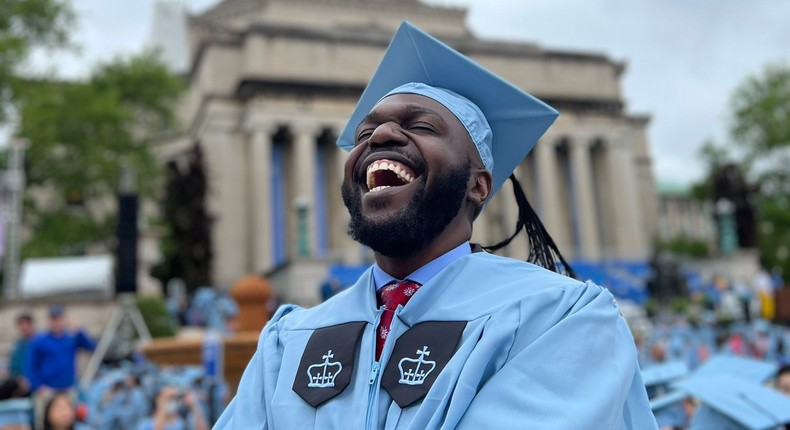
[692,355,778,383]
[675,375,790,430]
[641,360,690,389]
[336,21,559,198]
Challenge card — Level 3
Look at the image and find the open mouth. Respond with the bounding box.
[365,159,418,193]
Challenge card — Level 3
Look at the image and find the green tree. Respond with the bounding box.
[731,63,790,197]
[14,51,183,257]
[0,0,72,122]
[729,63,790,277]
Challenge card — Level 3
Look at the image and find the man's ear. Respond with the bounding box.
[467,169,492,210]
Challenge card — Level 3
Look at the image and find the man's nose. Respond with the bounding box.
[368,122,407,148]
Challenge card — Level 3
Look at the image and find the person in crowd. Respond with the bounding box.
[26,305,95,429]
[25,306,95,394]
[778,364,790,397]
[9,313,35,384]
[42,392,84,430]
[136,386,208,430]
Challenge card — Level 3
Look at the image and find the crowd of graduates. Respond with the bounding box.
[2,268,789,429]
[637,270,790,429]
[0,287,237,430]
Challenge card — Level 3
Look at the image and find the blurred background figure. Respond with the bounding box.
[136,385,208,430]
[0,377,33,430]
[26,306,95,394]
[42,392,86,430]
[778,365,790,397]
[26,306,95,428]
[9,313,35,391]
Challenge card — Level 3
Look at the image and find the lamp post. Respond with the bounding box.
[295,196,311,258]
[3,138,27,299]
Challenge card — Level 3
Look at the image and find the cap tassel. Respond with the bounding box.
[481,174,577,279]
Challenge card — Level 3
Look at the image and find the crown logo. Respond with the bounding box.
[307,350,343,388]
[398,346,436,386]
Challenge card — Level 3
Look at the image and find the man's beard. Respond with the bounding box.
[342,159,471,258]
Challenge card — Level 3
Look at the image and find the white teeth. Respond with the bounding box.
[369,185,392,192]
[365,160,416,192]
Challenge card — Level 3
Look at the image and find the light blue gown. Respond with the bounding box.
[215,252,657,429]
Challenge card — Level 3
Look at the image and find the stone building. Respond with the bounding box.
[154,0,658,305]
[656,182,715,246]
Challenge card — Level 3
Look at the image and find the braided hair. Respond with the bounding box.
[481,174,577,279]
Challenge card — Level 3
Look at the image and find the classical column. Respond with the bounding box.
[606,139,647,259]
[569,136,601,261]
[534,137,569,250]
[291,121,321,258]
[333,144,361,264]
[247,124,277,273]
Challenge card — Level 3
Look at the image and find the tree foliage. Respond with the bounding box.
[690,63,790,277]
[730,64,790,277]
[0,0,72,122]
[15,52,183,257]
[731,63,790,197]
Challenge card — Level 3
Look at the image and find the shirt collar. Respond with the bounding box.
[372,241,471,290]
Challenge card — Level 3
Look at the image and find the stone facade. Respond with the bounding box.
[656,183,715,245]
[154,0,658,304]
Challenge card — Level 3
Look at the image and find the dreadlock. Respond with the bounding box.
[481,174,577,279]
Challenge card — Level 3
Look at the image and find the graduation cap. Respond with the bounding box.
[337,21,575,277]
[674,375,790,430]
[692,355,778,384]
[336,21,558,200]
[641,360,690,390]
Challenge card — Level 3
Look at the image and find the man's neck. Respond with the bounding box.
[374,237,469,280]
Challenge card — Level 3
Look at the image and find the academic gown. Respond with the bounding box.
[215,252,658,429]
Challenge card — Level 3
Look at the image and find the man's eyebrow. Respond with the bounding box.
[358,104,446,129]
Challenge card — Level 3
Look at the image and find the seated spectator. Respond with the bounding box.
[42,392,85,430]
[136,386,207,430]
[0,377,33,430]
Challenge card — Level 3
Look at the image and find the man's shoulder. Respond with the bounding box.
[460,252,590,295]
[264,280,373,333]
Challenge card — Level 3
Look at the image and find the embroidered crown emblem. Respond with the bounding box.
[307,350,343,388]
[397,346,436,386]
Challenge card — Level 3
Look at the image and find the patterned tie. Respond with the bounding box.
[376,280,421,360]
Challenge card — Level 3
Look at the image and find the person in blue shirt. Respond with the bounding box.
[26,305,96,394]
[216,22,656,429]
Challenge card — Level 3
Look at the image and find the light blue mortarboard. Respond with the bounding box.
[336,21,559,199]
[692,355,778,384]
[641,360,690,389]
[675,375,790,430]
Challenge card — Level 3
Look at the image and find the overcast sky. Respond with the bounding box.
[26,0,790,186]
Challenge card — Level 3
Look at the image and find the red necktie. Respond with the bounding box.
[376,280,421,360]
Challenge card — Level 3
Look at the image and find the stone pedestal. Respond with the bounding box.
[230,275,273,332]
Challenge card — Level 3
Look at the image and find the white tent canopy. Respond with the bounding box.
[19,255,114,297]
